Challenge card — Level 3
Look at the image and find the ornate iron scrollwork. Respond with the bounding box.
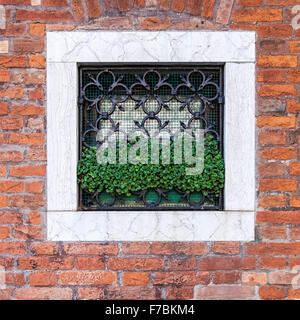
[79,65,224,210]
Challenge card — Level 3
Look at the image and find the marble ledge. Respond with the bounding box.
[47,210,255,242]
[46,31,256,63]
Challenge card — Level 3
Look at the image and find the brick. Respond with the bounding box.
[0,151,23,162]
[0,55,27,68]
[290,162,300,175]
[258,257,286,270]
[78,287,104,300]
[29,24,45,37]
[138,17,172,30]
[106,287,161,300]
[216,0,234,24]
[290,226,300,240]
[0,24,26,37]
[9,195,45,209]
[259,131,286,145]
[151,242,209,255]
[13,225,42,240]
[212,242,240,255]
[231,8,282,22]
[0,211,22,224]
[159,0,171,10]
[42,0,68,6]
[122,242,151,254]
[9,133,45,146]
[0,102,8,114]
[16,288,72,300]
[264,0,297,4]
[0,165,5,176]
[257,211,300,224]
[29,87,44,100]
[260,147,296,160]
[0,289,14,300]
[202,0,216,18]
[63,243,118,255]
[5,273,25,286]
[0,226,10,239]
[269,271,295,285]
[46,23,75,31]
[0,181,23,193]
[76,257,105,270]
[153,272,209,285]
[290,257,300,268]
[29,55,45,69]
[0,242,26,254]
[28,211,41,225]
[29,272,58,286]
[174,18,222,30]
[212,272,241,284]
[79,17,133,30]
[0,41,8,54]
[117,0,131,11]
[25,181,44,194]
[258,69,286,83]
[259,39,286,53]
[168,258,197,270]
[290,196,300,207]
[237,0,262,5]
[59,271,117,285]
[259,163,286,177]
[246,243,300,255]
[289,288,300,300]
[17,257,74,270]
[198,257,255,271]
[108,257,164,270]
[123,272,149,285]
[258,55,297,68]
[0,196,7,208]
[259,226,287,240]
[30,242,59,255]
[0,69,10,82]
[172,0,185,12]
[85,0,102,18]
[196,286,255,300]
[0,87,25,99]
[290,40,300,53]
[26,147,46,160]
[259,196,286,208]
[166,286,194,299]
[0,117,23,130]
[71,0,85,21]
[11,104,44,116]
[257,116,296,128]
[259,179,297,191]
[12,70,45,84]
[12,39,44,53]
[259,286,286,299]
[258,25,292,39]
[259,84,296,97]
[16,9,72,22]
[27,117,44,131]
[186,0,201,15]
[288,71,300,83]
[242,272,267,285]
[10,165,46,177]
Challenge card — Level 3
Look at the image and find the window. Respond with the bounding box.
[47,31,255,241]
[78,65,224,211]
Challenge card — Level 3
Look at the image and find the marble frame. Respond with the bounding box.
[46,31,256,241]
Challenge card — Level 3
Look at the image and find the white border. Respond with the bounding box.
[46,31,256,241]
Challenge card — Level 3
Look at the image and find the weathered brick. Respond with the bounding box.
[232,8,282,22]
[16,9,72,22]
[166,286,194,299]
[168,258,197,270]
[258,55,297,68]
[212,242,240,255]
[0,181,23,193]
[259,179,297,192]
[258,69,286,83]
[11,39,44,53]
[172,0,185,12]
[257,116,295,128]
[259,196,286,208]
[122,272,149,285]
[76,257,105,270]
[29,272,58,286]
[260,147,296,160]
[29,24,45,37]
[122,242,151,255]
[17,256,74,270]
[259,162,286,177]
[59,271,117,285]
[153,272,209,285]
[259,131,286,145]
[30,242,59,255]
[63,243,119,255]
[16,288,72,300]
[258,25,292,39]
[108,257,164,270]
[10,165,46,177]
[196,286,255,300]
[259,85,296,97]
[198,257,255,271]
[242,272,267,285]
[85,0,102,18]
[258,257,286,270]
[0,242,26,254]
[259,286,286,299]
[138,16,172,30]
[0,151,23,162]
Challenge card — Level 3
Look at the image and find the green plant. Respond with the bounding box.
[77,135,225,197]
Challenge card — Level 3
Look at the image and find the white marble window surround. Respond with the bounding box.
[46,31,256,242]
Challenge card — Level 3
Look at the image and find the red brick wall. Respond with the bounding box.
[0,0,299,300]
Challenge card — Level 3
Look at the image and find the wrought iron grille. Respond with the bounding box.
[78,64,224,210]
